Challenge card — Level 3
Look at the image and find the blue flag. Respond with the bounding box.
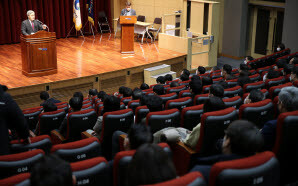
[86,0,94,26]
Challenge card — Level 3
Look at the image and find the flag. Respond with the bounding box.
[86,0,94,26]
[73,0,82,31]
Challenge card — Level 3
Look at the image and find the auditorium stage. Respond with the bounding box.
[0,34,186,109]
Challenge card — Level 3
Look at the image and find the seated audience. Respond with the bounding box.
[276,43,285,52]
[147,95,163,113]
[181,69,190,77]
[261,87,298,150]
[127,144,177,186]
[123,87,133,97]
[132,88,142,100]
[97,91,107,102]
[153,84,165,95]
[283,64,293,77]
[34,101,58,134]
[73,92,84,103]
[290,66,298,82]
[239,64,249,73]
[209,84,224,98]
[244,90,265,104]
[170,81,179,88]
[189,80,202,98]
[87,89,98,100]
[197,66,206,75]
[156,76,166,85]
[190,120,264,183]
[237,74,251,87]
[179,73,189,82]
[40,91,61,106]
[289,57,298,65]
[201,76,213,87]
[263,70,280,81]
[164,74,173,82]
[140,94,150,106]
[222,64,234,80]
[244,56,254,64]
[30,154,74,186]
[119,86,126,95]
[275,59,287,70]
[140,83,149,90]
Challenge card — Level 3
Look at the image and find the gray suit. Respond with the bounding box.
[21,19,44,35]
[120,8,136,16]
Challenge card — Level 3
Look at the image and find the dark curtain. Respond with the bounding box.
[0,0,111,45]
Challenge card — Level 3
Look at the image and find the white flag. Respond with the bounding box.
[73,0,82,31]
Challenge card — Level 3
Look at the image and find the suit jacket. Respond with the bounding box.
[21,19,44,35]
[120,8,136,16]
[261,119,277,151]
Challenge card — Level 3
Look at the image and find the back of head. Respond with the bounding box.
[127,144,176,186]
[276,59,287,69]
[147,95,163,112]
[197,66,206,75]
[237,76,251,87]
[128,124,152,149]
[40,91,50,101]
[210,84,224,98]
[240,64,249,72]
[201,76,213,86]
[140,94,150,106]
[69,97,83,111]
[123,87,133,97]
[73,92,84,103]
[278,43,285,50]
[119,86,126,94]
[284,64,293,75]
[182,69,190,77]
[266,70,280,80]
[103,95,120,112]
[140,83,149,90]
[97,91,107,100]
[170,81,179,88]
[292,57,298,65]
[248,89,265,103]
[180,73,189,81]
[189,80,202,95]
[156,76,166,84]
[43,101,58,112]
[153,85,165,95]
[132,88,142,100]
[223,64,232,75]
[278,87,298,112]
[225,120,264,156]
[203,96,226,113]
[164,74,173,82]
[88,89,98,96]
[30,154,73,186]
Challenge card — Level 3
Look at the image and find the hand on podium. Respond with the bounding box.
[42,25,47,30]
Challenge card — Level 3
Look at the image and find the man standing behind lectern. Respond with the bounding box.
[21,10,47,35]
[121,2,136,16]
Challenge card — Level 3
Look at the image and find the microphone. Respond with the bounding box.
[36,19,49,32]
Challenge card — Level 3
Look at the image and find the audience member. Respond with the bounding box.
[40,91,61,106]
[244,56,254,64]
[275,59,287,69]
[156,76,166,85]
[244,90,265,104]
[239,64,249,73]
[289,57,298,65]
[164,74,173,82]
[201,76,213,87]
[170,81,179,88]
[209,84,224,98]
[123,87,133,97]
[180,73,189,82]
[97,91,107,102]
[197,66,206,75]
[140,83,149,90]
[42,101,58,113]
[237,75,251,87]
[283,64,293,76]
[290,66,298,82]
[181,69,190,77]
[146,95,163,112]
[132,88,142,100]
[140,94,150,106]
[222,64,234,80]
[276,43,285,52]
[73,92,84,103]
[88,89,98,100]
[264,70,280,81]
[153,85,165,95]
[119,86,126,95]
[189,80,202,97]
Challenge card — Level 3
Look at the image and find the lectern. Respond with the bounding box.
[21,31,57,77]
[119,16,137,54]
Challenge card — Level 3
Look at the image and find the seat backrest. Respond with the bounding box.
[226,79,239,88]
[146,109,180,133]
[181,104,204,130]
[239,99,274,128]
[179,89,192,98]
[113,143,170,186]
[273,111,298,184]
[145,172,206,186]
[128,100,140,113]
[211,73,222,79]
[194,93,209,105]
[0,149,44,179]
[121,97,132,106]
[38,110,66,135]
[81,104,93,111]
[23,109,42,130]
[196,107,238,155]
[100,109,134,159]
[257,66,271,74]
[248,73,261,82]
[67,109,98,141]
[137,15,146,22]
[57,104,68,113]
[209,151,279,186]
[0,173,30,186]
[166,85,186,94]
[242,89,268,100]
[202,85,212,93]
[265,77,286,88]
[135,105,149,123]
[223,86,243,98]
[223,96,243,109]
[165,97,192,111]
[213,77,223,83]
[269,82,292,99]
[10,135,52,154]
[71,157,110,186]
[243,81,265,93]
[159,93,178,104]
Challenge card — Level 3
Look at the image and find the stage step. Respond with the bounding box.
[144,64,176,85]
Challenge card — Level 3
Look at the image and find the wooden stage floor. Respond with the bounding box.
[0,34,185,89]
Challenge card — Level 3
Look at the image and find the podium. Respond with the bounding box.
[119,16,137,54]
[21,31,57,77]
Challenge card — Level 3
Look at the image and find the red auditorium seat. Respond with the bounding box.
[194,93,209,105]
[249,69,257,75]
[211,72,222,79]
[57,104,68,113]
[179,80,191,86]
[0,173,30,186]
[223,86,243,98]
[23,108,42,130]
[121,97,132,106]
[51,109,97,144]
[142,88,153,92]
[223,96,243,109]
[144,172,206,186]
[51,137,101,162]
[10,135,52,154]
[159,93,178,104]
[212,77,223,83]
[179,89,192,98]
[243,81,265,93]
[248,73,261,82]
[269,82,292,99]
[171,107,238,175]
[209,151,279,186]
[96,102,126,116]
[38,109,66,135]
[242,89,269,100]
[239,99,274,128]
[55,101,68,106]
[226,78,238,88]
[166,85,187,94]
[202,85,212,93]
[81,104,93,110]
[231,69,239,74]
[256,66,271,74]
[128,100,140,113]
[181,104,204,130]
[135,105,149,123]
[71,157,110,185]
[0,149,44,179]
[146,109,180,133]
[165,97,192,111]
[273,111,298,184]
[265,76,286,89]
[211,69,221,74]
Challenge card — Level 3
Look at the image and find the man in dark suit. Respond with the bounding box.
[21,10,47,35]
[120,2,136,16]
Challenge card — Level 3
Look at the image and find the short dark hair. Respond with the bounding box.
[278,43,285,50]
[128,124,152,150]
[201,76,213,86]
[125,1,132,6]
[140,94,150,106]
[276,59,287,69]
[103,96,120,113]
[119,86,126,94]
[30,154,73,186]
[292,66,298,77]
[88,89,98,96]
[182,69,190,77]
[140,83,149,90]
[69,97,82,111]
[180,74,189,81]
[73,92,84,103]
[123,87,133,97]
[43,101,58,112]
[197,66,206,75]
[132,88,142,100]
[283,64,293,75]
[292,57,298,65]
[97,91,107,100]
[147,95,163,112]
[1,85,8,92]
[203,96,226,113]
[40,91,50,101]
[240,64,249,71]
[189,80,202,95]
[164,74,173,82]
[170,81,179,88]
[127,144,176,186]
[237,76,251,87]
[278,87,298,112]
[153,85,165,95]
[223,64,232,74]
[210,84,224,98]
[266,70,280,79]
[225,120,264,156]
[156,76,166,84]
[248,90,265,103]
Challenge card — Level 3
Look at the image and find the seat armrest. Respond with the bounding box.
[50,130,65,145]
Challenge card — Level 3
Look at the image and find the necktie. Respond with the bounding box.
[32,22,34,31]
